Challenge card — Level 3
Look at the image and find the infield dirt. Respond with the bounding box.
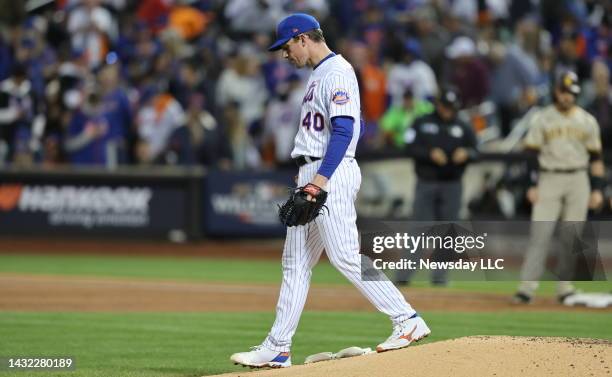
[211,336,612,377]
[0,274,607,312]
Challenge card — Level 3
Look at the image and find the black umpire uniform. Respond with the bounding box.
[396,88,478,285]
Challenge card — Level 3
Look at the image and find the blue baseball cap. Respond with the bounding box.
[268,13,320,51]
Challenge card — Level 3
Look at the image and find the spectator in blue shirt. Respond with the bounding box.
[98,62,132,162]
[64,91,112,165]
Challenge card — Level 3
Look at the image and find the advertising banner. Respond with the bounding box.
[203,169,294,237]
[0,168,202,239]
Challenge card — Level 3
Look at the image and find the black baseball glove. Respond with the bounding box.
[278,183,328,227]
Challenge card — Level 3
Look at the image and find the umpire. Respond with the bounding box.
[513,71,606,304]
[396,88,478,286]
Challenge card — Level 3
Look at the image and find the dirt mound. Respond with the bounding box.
[211,336,612,377]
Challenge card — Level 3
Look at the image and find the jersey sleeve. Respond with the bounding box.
[324,71,359,121]
[584,113,602,153]
[523,111,544,149]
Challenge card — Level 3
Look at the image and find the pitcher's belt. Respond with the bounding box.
[294,156,321,167]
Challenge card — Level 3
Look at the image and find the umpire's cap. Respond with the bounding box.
[437,87,461,110]
[269,13,320,51]
[557,71,581,95]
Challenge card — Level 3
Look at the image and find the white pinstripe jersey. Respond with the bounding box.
[290,54,361,159]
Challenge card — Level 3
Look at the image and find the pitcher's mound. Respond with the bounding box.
[211,336,611,377]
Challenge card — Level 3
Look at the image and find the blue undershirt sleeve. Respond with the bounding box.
[317,116,354,179]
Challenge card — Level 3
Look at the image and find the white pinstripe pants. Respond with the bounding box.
[262,158,416,352]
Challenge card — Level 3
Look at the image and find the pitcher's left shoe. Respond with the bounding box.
[376,313,431,352]
[230,345,291,368]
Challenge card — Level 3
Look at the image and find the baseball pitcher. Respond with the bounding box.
[230,13,430,368]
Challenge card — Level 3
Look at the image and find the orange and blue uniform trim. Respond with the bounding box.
[271,352,290,363]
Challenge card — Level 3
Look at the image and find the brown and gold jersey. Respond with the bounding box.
[524,105,601,170]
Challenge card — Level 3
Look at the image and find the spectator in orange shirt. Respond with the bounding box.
[350,41,386,148]
[168,5,211,40]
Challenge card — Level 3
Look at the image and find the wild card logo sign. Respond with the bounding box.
[211,181,288,226]
[204,170,295,236]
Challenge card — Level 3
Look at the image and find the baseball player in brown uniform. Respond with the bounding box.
[513,71,606,304]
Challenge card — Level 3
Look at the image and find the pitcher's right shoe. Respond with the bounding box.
[230,345,291,368]
[376,313,431,352]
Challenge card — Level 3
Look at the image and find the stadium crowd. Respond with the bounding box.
[0,0,610,169]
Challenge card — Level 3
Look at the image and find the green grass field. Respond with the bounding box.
[1,311,612,377]
[0,253,611,377]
